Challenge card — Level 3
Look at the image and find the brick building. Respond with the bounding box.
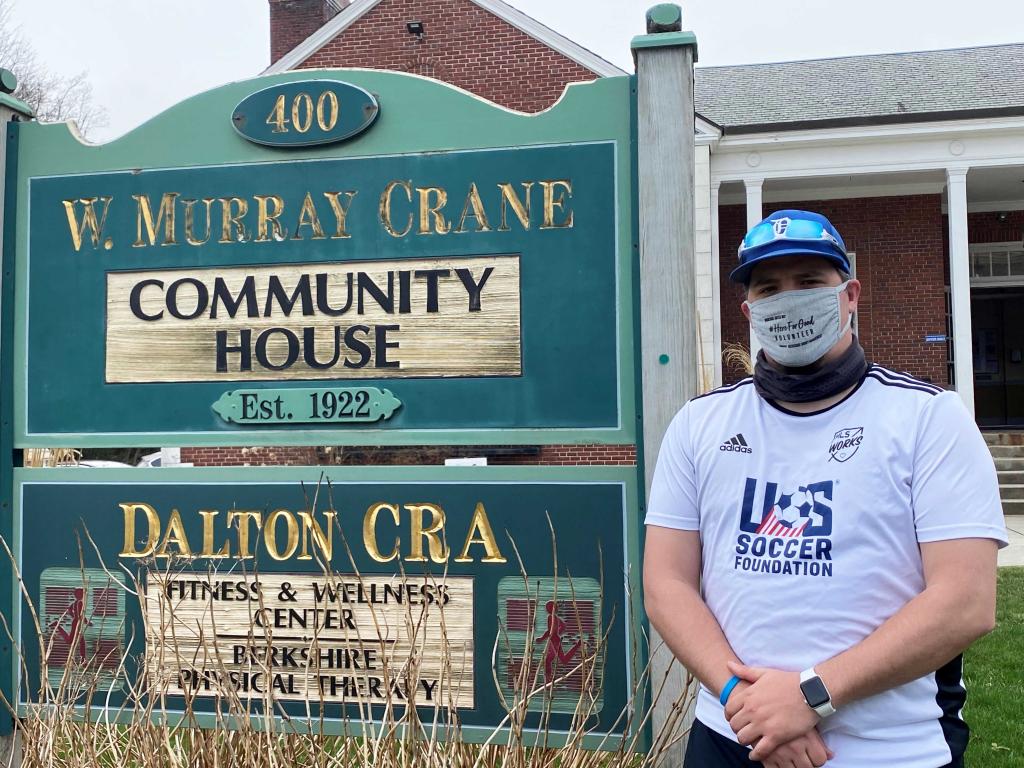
[266,0,622,111]
[184,3,1024,467]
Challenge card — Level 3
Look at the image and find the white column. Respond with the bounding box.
[744,178,764,362]
[946,167,974,413]
[710,180,723,386]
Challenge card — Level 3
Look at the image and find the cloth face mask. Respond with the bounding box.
[745,281,852,368]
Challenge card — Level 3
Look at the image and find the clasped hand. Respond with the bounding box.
[724,661,833,766]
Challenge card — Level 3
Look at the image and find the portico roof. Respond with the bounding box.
[695,43,1024,133]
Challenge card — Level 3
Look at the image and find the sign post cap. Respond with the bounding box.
[0,68,17,95]
[646,4,682,33]
[631,5,698,59]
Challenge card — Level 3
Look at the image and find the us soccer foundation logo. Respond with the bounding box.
[41,567,126,690]
[733,478,835,578]
[496,576,604,713]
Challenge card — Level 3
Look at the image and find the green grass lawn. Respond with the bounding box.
[964,566,1024,767]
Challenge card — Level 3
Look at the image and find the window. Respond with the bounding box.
[970,243,1024,284]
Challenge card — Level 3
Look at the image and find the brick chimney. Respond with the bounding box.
[269,0,349,65]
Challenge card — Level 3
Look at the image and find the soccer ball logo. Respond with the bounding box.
[773,488,813,528]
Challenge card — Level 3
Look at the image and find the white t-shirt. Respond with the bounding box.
[646,365,1008,768]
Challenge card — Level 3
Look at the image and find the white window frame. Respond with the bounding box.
[969,241,1024,286]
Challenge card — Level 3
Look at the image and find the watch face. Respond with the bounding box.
[800,677,830,709]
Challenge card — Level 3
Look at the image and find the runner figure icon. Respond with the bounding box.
[536,600,582,681]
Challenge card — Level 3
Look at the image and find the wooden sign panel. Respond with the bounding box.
[147,573,476,707]
[106,255,521,382]
[8,71,636,447]
[13,466,642,748]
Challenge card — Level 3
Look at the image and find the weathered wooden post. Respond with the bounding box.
[632,4,699,763]
[0,68,31,768]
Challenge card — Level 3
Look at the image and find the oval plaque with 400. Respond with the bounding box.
[231,80,380,147]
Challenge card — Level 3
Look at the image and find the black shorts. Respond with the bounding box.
[682,719,965,768]
[683,720,762,768]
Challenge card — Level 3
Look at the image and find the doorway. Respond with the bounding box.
[972,287,1024,427]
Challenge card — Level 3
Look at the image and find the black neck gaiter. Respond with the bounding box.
[753,337,868,404]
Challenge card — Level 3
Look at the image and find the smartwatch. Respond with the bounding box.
[799,667,836,718]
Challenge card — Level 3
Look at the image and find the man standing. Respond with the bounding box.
[644,210,1007,768]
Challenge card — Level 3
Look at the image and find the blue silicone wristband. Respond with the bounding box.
[719,675,741,706]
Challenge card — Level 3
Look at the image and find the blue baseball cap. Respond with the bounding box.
[730,209,850,284]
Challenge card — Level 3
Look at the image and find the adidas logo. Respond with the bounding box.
[720,434,752,454]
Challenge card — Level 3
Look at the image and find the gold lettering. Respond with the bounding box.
[540,180,574,229]
[298,510,335,561]
[497,182,533,231]
[292,92,314,133]
[227,510,263,558]
[317,91,339,131]
[199,510,230,558]
[63,196,113,251]
[266,93,288,133]
[218,197,251,243]
[292,192,326,240]
[119,502,160,557]
[455,182,491,233]
[364,502,400,562]
[132,193,179,247]
[454,502,507,563]
[183,198,216,246]
[417,187,450,235]
[156,509,192,558]
[254,194,288,242]
[264,509,299,561]
[405,503,448,563]
[322,191,357,239]
[380,181,413,238]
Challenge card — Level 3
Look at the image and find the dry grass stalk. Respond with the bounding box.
[21,449,80,469]
[722,343,754,376]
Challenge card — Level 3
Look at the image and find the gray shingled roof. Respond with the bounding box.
[694,43,1024,132]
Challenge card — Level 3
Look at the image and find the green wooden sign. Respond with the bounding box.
[8,71,637,448]
[0,68,648,752]
[231,80,380,147]
[12,466,644,748]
